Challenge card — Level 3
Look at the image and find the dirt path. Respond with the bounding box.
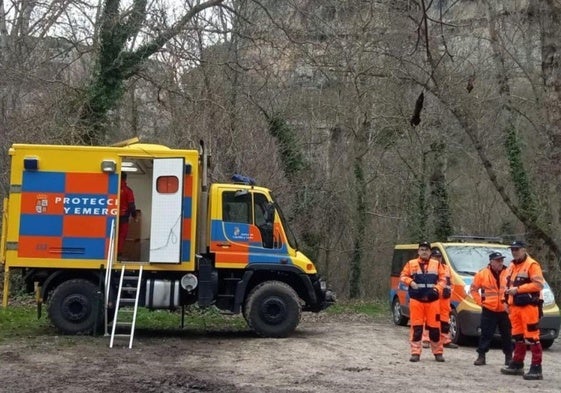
[0,313,559,392]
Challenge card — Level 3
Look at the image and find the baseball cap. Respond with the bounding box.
[431,248,442,257]
[489,251,506,261]
[509,240,526,249]
[418,241,431,249]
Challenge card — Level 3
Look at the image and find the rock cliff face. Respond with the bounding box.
[239,0,541,87]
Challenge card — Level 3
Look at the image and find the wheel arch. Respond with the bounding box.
[391,295,409,326]
[233,264,315,313]
[40,269,102,303]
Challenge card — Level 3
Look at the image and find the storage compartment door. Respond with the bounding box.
[149,158,184,263]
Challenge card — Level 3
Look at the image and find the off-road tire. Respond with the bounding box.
[48,279,103,335]
[244,281,301,338]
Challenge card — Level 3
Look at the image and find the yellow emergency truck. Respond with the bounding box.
[1,139,334,337]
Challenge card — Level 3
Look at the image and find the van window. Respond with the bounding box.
[443,245,513,275]
[391,248,417,276]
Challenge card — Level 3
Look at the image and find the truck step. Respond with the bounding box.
[119,298,137,305]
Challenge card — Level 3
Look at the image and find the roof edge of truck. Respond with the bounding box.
[9,142,182,154]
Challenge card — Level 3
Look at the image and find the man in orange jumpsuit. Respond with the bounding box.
[118,172,137,259]
[500,241,545,380]
[470,251,512,366]
[422,249,458,349]
[400,241,446,362]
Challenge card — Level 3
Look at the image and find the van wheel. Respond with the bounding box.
[244,281,301,338]
[449,309,467,345]
[541,339,554,349]
[48,279,103,335]
[392,297,408,326]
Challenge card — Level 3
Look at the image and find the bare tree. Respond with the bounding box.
[78,0,226,144]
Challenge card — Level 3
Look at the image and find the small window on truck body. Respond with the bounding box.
[156,176,179,193]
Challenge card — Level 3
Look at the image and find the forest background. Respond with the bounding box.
[2,0,561,301]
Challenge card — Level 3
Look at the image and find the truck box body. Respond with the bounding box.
[3,143,200,270]
[1,141,334,337]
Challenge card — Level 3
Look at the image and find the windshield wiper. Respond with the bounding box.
[456,270,476,276]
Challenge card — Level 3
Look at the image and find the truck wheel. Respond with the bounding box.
[244,281,301,338]
[391,297,408,326]
[48,279,103,335]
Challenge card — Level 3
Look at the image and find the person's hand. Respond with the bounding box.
[410,281,419,289]
[506,287,518,296]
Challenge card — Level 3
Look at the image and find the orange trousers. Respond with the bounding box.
[409,299,443,355]
[509,305,540,341]
[423,297,451,344]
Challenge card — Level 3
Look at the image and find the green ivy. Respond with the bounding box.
[267,114,306,181]
[504,125,538,221]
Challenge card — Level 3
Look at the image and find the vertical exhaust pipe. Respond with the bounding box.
[196,140,209,255]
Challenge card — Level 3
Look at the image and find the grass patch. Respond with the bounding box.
[0,303,55,341]
[135,307,247,331]
[0,295,387,341]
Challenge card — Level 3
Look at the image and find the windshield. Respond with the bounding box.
[272,199,298,250]
[443,245,513,275]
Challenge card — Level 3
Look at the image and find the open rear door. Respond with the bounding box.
[149,158,184,263]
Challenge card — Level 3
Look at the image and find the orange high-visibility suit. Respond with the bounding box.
[439,263,453,344]
[470,264,512,359]
[422,263,453,345]
[400,257,446,356]
[505,256,544,369]
[471,265,509,311]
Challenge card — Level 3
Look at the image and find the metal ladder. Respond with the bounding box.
[109,265,143,348]
[104,218,116,337]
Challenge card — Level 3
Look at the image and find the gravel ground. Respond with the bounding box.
[0,312,559,393]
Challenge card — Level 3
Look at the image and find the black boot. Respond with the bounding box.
[523,365,543,380]
[473,354,486,366]
[500,361,524,375]
[504,354,512,366]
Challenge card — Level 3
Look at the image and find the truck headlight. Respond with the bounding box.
[542,287,555,306]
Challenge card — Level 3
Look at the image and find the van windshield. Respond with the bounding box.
[443,245,513,275]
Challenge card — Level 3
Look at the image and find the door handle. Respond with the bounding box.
[217,243,230,248]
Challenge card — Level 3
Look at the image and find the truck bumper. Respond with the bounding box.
[307,275,335,312]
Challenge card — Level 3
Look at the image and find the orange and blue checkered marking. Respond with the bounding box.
[181,174,193,261]
[18,171,119,259]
